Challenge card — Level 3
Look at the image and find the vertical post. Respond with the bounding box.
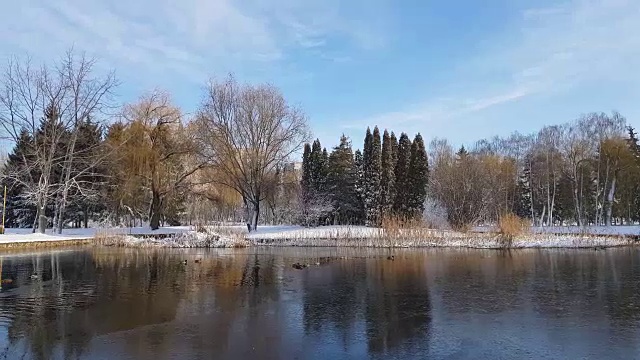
[1,185,5,235]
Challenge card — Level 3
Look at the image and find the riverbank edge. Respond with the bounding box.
[0,232,634,250]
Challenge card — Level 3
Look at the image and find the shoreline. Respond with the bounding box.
[0,232,633,250]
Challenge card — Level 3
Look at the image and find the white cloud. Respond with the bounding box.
[352,0,640,136]
[0,0,386,94]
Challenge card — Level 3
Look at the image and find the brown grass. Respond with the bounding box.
[498,213,530,247]
[379,215,449,245]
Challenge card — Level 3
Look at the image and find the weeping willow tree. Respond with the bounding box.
[107,91,203,230]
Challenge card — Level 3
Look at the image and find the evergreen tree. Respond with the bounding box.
[362,128,373,220]
[514,166,532,219]
[627,127,640,160]
[364,127,382,226]
[407,133,428,218]
[66,119,107,227]
[304,139,330,224]
[457,145,469,159]
[327,135,360,224]
[354,149,366,224]
[3,130,37,227]
[310,139,326,194]
[390,132,398,170]
[380,130,396,218]
[301,142,312,200]
[393,133,412,217]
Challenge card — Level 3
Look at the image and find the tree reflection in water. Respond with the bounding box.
[0,247,638,359]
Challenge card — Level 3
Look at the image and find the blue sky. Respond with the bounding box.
[2,0,640,151]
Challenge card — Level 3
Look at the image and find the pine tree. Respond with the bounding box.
[393,133,412,217]
[363,127,382,226]
[457,145,469,159]
[380,130,396,218]
[390,132,398,169]
[407,133,428,218]
[3,130,37,227]
[310,139,325,194]
[354,149,366,224]
[303,139,330,225]
[362,128,373,219]
[626,127,640,222]
[514,166,532,219]
[66,119,107,227]
[327,135,359,224]
[301,143,312,201]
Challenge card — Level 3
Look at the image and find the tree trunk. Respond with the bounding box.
[38,207,47,234]
[244,197,260,232]
[149,191,163,231]
[605,175,617,226]
[252,200,260,231]
[32,206,40,234]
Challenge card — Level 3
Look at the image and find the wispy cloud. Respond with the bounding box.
[353,0,640,138]
[0,0,386,95]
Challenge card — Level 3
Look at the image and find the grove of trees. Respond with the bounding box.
[0,51,309,232]
[300,127,429,226]
[428,112,640,228]
[1,50,639,232]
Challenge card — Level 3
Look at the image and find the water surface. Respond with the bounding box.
[0,247,639,359]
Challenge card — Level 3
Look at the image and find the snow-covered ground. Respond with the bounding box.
[244,225,633,249]
[475,225,640,236]
[0,224,635,248]
[0,226,192,244]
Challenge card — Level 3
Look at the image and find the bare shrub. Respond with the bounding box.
[498,213,530,247]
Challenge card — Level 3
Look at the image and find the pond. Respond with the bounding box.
[0,247,638,359]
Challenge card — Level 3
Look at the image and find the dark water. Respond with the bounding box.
[0,247,639,360]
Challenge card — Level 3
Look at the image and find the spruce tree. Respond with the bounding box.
[407,133,428,218]
[380,130,396,218]
[354,149,366,224]
[67,119,107,227]
[309,139,325,194]
[390,131,398,170]
[327,135,359,224]
[364,127,382,226]
[514,166,533,219]
[3,130,37,227]
[301,143,312,200]
[362,128,373,220]
[393,133,412,217]
[300,139,330,225]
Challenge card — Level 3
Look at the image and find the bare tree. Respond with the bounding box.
[0,51,116,233]
[114,91,203,230]
[54,51,117,233]
[560,117,596,226]
[195,76,310,232]
[0,56,67,233]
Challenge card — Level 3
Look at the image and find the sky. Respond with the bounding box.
[2,0,640,152]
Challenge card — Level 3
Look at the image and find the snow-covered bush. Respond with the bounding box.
[422,197,450,230]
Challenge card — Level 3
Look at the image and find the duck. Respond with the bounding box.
[194,259,201,264]
[292,262,307,270]
[183,260,188,265]
[30,274,40,280]
[387,255,395,261]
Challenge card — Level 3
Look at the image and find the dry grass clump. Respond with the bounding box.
[498,213,530,247]
[379,215,445,245]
